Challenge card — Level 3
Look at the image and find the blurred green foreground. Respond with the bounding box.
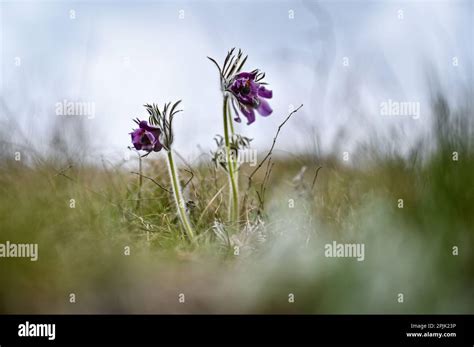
[0,93,472,313]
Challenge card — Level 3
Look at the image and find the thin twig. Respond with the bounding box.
[173,150,194,175]
[241,104,303,215]
[311,166,323,192]
[181,168,194,188]
[54,164,74,178]
[256,191,264,211]
[248,104,303,185]
[131,172,172,194]
[54,168,156,230]
[174,150,197,193]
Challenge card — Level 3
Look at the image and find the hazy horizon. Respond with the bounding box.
[1,0,472,164]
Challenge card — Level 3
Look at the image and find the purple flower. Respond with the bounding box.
[227,71,273,125]
[130,119,163,152]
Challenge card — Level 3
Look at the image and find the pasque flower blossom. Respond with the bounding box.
[208,48,275,224]
[128,101,195,241]
[208,48,273,125]
[130,119,163,152]
[228,70,273,125]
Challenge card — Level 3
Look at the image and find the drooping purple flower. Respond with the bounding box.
[130,119,163,152]
[208,48,274,125]
[227,70,273,125]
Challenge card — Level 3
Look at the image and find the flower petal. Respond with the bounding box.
[231,99,242,123]
[258,85,272,99]
[256,98,273,117]
[130,129,145,150]
[140,132,156,151]
[140,120,160,132]
[153,141,163,152]
[235,71,257,79]
[152,129,163,152]
[239,104,256,125]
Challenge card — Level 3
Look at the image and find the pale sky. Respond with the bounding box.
[1,0,472,163]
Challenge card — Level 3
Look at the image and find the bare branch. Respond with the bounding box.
[131,172,172,194]
[248,104,303,184]
[181,168,194,188]
[54,168,157,231]
[54,164,74,178]
[311,166,323,192]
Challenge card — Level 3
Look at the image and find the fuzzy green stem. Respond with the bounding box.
[227,100,238,174]
[227,98,239,213]
[227,100,235,136]
[167,150,195,241]
[223,95,239,224]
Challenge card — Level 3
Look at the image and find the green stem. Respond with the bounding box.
[227,98,239,214]
[223,95,239,224]
[227,100,239,174]
[227,100,235,136]
[167,150,195,241]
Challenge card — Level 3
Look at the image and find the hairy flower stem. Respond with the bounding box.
[166,150,195,241]
[227,100,239,181]
[227,101,235,136]
[223,95,239,224]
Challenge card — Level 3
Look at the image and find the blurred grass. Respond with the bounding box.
[0,92,473,313]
